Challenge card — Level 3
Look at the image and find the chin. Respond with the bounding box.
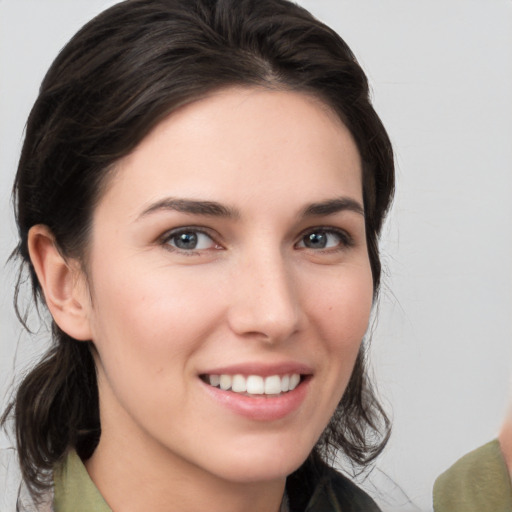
[202,445,311,484]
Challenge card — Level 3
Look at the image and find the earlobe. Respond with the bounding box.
[28,225,93,341]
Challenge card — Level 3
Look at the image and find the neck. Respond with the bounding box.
[85,423,286,512]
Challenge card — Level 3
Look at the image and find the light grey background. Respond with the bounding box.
[1,1,511,510]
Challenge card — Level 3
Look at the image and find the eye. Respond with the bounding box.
[296,229,351,250]
[163,229,218,252]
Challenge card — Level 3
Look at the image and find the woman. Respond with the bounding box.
[2,0,394,510]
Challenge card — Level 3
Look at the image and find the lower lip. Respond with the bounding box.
[200,377,310,421]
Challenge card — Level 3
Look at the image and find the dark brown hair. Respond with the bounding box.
[3,0,394,497]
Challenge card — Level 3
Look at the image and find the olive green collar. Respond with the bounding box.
[53,451,111,512]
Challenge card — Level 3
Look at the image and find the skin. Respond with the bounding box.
[499,411,512,478]
[29,87,374,512]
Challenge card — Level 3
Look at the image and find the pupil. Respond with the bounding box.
[176,232,198,249]
[305,232,326,248]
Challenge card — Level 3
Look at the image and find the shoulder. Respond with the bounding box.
[433,439,512,512]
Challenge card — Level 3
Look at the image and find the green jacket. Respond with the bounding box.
[51,451,381,512]
[433,439,512,512]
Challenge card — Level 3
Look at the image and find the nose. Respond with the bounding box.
[227,250,303,344]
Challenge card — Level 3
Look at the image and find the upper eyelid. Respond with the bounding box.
[297,226,353,240]
[159,226,220,249]
[160,226,217,240]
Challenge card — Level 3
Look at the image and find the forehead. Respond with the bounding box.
[98,87,363,218]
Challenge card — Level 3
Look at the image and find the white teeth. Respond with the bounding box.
[232,374,246,393]
[264,375,282,394]
[209,375,220,387]
[246,375,264,394]
[206,373,302,395]
[289,373,300,391]
[219,374,232,390]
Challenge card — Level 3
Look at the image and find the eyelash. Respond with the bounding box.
[296,227,354,252]
[160,227,220,255]
[159,226,354,255]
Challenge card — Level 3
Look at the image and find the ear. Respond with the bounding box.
[28,225,93,341]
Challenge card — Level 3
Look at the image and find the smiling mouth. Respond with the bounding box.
[200,373,304,397]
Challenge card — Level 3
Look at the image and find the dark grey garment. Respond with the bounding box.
[288,455,382,512]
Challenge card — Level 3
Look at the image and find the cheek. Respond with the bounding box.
[85,265,229,431]
[294,262,373,442]
[86,264,224,381]
[304,262,373,408]
[306,263,374,347]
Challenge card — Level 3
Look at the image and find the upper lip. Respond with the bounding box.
[199,361,313,377]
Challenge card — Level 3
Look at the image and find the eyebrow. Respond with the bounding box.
[138,196,364,221]
[301,197,364,217]
[138,198,240,220]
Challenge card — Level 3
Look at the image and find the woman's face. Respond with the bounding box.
[82,87,373,484]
